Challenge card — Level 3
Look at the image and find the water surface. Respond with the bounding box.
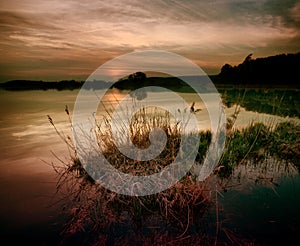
[0,89,299,244]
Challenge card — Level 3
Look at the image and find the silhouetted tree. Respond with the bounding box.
[128,72,148,100]
[242,54,253,64]
[220,64,236,81]
[128,71,147,83]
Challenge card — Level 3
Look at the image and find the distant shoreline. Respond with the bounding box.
[0,78,299,118]
[1,52,299,91]
[0,76,299,92]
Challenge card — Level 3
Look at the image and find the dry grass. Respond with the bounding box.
[48,100,299,245]
[48,105,214,245]
[96,107,183,175]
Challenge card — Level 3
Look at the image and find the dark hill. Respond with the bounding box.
[218,52,300,86]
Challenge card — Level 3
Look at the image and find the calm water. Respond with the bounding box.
[0,89,299,244]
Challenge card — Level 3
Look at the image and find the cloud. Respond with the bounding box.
[290,1,300,22]
[0,0,299,81]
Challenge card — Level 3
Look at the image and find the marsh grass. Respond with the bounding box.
[218,118,300,178]
[48,99,299,245]
[48,105,215,245]
[96,107,183,175]
[269,121,300,167]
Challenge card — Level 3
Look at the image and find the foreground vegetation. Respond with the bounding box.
[48,104,299,245]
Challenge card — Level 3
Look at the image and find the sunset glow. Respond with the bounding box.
[0,0,300,81]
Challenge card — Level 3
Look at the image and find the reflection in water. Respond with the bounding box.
[129,87,148,100]
[0,89,299,244]
[217,170,300,245]
[217,157,298,192]
[221,88,300,118]
[0,90,75,244]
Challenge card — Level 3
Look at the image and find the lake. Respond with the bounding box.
[0,89,299,244]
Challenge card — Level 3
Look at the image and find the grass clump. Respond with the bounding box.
[48,102,299,245]
[218,119,299,178]
[269,121,300,167]
[49,105,213,245]
[96,107,183,175]
[218,122,269,178]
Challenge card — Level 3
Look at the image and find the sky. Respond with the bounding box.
[0,0,300,82]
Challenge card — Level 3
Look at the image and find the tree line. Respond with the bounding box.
[218,52,300,86]
[1,52,299,90]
